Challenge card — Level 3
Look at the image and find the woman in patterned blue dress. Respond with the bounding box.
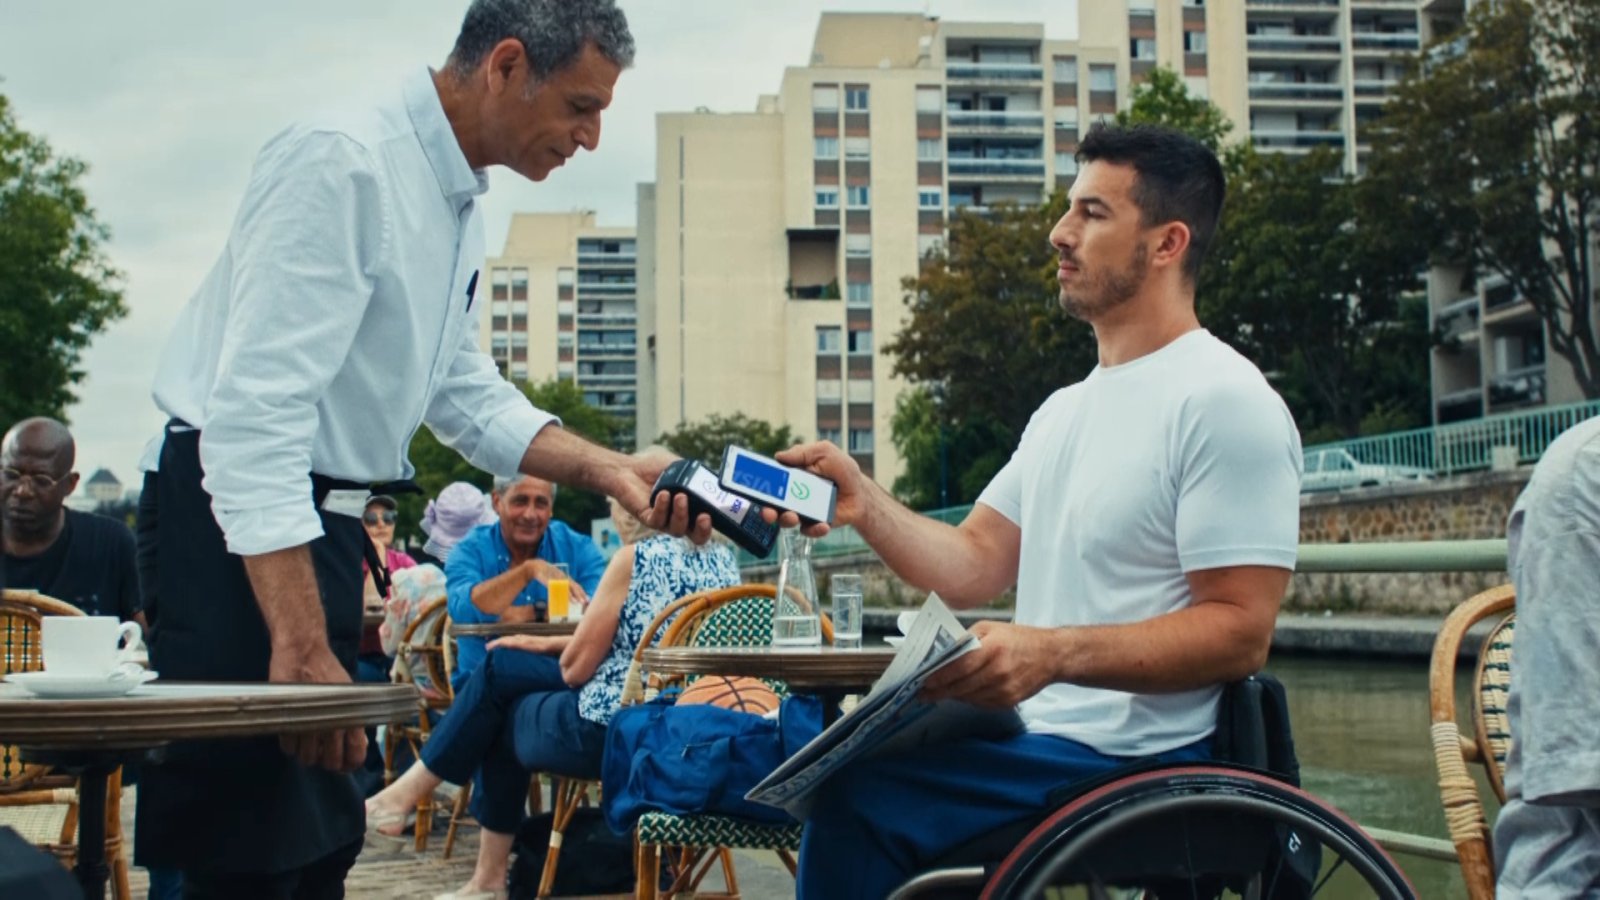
[366,498,741,900]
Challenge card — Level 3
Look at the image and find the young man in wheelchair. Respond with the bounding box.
[773,123,1303,899]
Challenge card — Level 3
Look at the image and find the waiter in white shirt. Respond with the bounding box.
[134,3,707,895]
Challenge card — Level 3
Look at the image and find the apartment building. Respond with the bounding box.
[481,212,639,447]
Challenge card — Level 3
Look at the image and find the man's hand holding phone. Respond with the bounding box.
[762,441,873,536]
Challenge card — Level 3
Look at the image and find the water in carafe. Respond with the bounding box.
[771,530,822,647]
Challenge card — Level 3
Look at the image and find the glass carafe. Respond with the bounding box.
[771,530,823,647]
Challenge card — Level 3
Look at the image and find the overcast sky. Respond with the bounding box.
[1,0,1077,487]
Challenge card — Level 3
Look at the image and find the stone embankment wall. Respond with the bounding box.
[742,470,1525,616]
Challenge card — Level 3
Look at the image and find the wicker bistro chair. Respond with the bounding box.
[1428,583,1516,900]
[383,597,461,853]
[626,584,836,900]
[0,589,132,900]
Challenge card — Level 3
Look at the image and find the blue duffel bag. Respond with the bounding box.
[601,695,825,833]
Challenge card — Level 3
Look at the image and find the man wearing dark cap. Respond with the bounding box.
[1,417,145,629]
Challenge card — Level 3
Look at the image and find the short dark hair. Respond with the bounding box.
[448,0,635,82]
[1076,123,1226,282]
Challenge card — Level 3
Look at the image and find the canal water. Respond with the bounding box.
[1269,653,1494,899]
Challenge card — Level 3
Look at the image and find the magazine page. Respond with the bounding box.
[746,593,1023,819]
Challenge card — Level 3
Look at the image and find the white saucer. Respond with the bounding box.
[5,669,159,699]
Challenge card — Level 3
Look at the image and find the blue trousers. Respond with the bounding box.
[797,732,1210,900]
[421,648,606,834]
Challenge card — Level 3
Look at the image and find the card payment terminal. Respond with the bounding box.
[650,458,780,558]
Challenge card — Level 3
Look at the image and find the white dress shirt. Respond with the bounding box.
[151,68,555,556]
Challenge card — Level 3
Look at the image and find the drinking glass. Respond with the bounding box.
[771,530,822,647]
[830,574,864,649]
[547,562,571,621]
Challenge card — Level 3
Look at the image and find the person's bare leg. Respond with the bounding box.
[440,828,515,898]
[365,759,444,835]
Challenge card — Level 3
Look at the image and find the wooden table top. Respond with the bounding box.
[449,621,580,638]
[641,645,897,692]
[0,682,418,750]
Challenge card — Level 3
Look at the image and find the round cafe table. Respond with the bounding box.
[0,681,417,900]
[448,620,580,638]
[640,645,897,723]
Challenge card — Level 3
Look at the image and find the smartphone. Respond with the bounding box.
[718,445,838,526]
[650,458,779,558]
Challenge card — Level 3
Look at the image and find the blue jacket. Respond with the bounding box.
[445,519,606,688]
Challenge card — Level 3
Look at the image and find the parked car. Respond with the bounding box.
[1300,448,1432,493]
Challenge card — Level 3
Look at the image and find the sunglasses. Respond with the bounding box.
[363,510,398,526]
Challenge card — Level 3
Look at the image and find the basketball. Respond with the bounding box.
[676,675,780,716]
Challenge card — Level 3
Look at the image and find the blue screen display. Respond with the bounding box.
[730,454,789,500]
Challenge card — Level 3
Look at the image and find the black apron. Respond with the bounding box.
[133,426,365,875]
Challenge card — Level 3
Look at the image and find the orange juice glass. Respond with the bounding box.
[547,563,571,621]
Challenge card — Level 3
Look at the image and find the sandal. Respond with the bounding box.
[364,805,415,842]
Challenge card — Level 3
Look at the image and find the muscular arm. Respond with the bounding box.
[923,565,1289,707]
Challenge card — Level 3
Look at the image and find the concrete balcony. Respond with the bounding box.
[947,158,1046,180]
[1247,0,1338,8]
[1351,32,1421,53]
[1352,79,1401,98]
[576,281,637,294]
[577,253,636,266]
[576,312,638,328]
[945,62,1044,85]
[577,344,638,358]
[1488,365,1546,409]
[1247,34,1342,55]
[946,110,1045,135]
[1248,82,1345,103]
[1250,128,1344,150]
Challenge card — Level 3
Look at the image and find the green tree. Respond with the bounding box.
[0,91,126,425]
[1366,0,1600,397]
[396,378,623,543]
[887,192,1096,450]
[888,386,1012,510]
[657,412,801,470]
[1116,66,1234,154]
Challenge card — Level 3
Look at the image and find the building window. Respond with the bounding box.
[1131,38,1156,61]
[1054,106,1080,130]
[510,363,529,381]
[818,428,842,446]
[1054,57,1078,84]
[510,333,528,348]
[491,300,510,316]
[847,329,873,355]
[1185,31,1208,53]
[847,379,873,403]
[813,85,839,111]
[1089,65,1116,92]
[1055,152,1079,175]
[556,268,574,286]
[916,86,941,112]
[918,234,944,258]
[846,282,872,307]
[849,428,874,454]
[917,138,942,161]
[845,234,872,258]
[844,136,871,159]
[815,188,839,209]
[845,86,869,111]
[816,379,843,402]
[814,136,839,159]
[558,332,576,348]
[918,189,942,210]
[847,185,871,208]
[816,326,842,354]
[491,335,509,353]
[1185,76,1209,99]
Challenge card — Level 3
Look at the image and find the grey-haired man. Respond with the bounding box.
[136,2,708,895]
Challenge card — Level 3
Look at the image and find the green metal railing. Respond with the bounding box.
[1304,398,1600,476]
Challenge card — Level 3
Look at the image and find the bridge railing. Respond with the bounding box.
[1305,398,1600,476]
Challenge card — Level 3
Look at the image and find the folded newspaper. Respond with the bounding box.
[746,593,1023,819]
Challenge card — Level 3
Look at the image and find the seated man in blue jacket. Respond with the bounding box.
[445,474,605,691]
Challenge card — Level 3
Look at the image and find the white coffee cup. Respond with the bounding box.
[42,617,144,678]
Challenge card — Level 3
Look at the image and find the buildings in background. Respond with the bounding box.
[490,3,1544,489]
[482,212,639,448]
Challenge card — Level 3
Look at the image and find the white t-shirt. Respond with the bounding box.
[977,329,1302,756]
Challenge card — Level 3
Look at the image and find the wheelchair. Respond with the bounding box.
[889,676,1417,899]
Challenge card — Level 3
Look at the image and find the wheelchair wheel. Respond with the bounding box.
[981,765,1415,900]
